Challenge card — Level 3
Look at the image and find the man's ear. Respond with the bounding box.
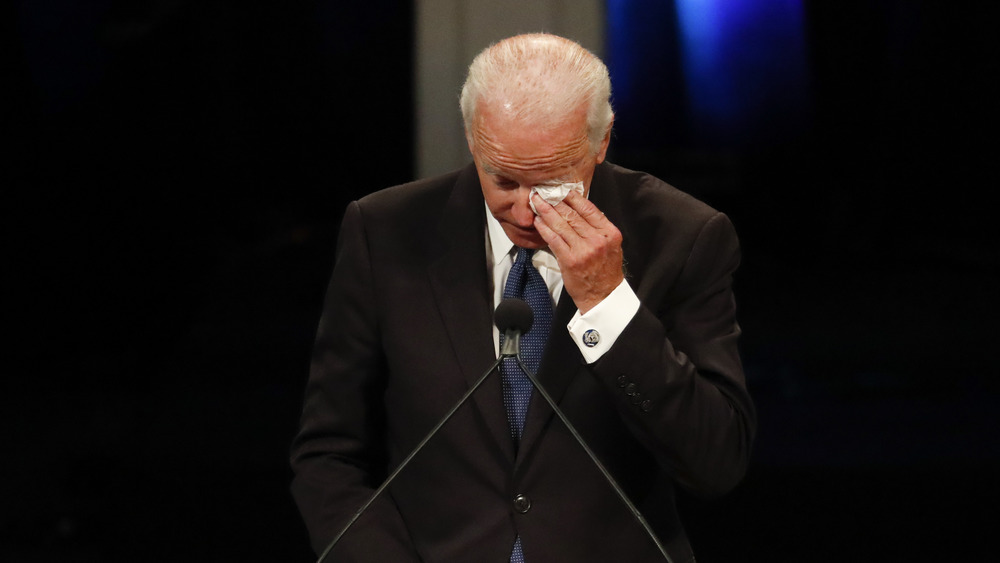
[595,115,614,164]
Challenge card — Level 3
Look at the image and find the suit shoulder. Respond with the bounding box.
[603,162,721,225]
[356,167,467,219]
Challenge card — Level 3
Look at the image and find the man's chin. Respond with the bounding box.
[506,228,546,250]
[518,240,546,250]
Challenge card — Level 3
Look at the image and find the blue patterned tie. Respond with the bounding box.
[500,247,552,441]
[500,248,552,563]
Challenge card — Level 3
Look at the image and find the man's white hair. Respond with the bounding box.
[460,33,614,155]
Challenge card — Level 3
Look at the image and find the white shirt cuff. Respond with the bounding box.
[566,279,640,364]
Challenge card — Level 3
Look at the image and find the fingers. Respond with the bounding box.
[531,191,616,248]
[531,191,624,313]
[560,190,609,229]
[531,194,574,251]
[532,211,568,254]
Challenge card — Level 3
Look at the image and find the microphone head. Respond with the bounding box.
[495,298,533,334]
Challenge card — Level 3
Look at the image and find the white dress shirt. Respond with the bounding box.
[485,203,640,364]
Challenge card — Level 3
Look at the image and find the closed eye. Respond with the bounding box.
[494,177,518,189]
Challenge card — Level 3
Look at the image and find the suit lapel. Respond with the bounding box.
[426,164,517,463]
[516,293,582,462]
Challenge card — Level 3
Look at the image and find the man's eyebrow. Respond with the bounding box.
[481,162,574,184]
[535,177,575,186]
[481,162,502,175]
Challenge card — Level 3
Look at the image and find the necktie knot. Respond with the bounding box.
[503,247,536,298]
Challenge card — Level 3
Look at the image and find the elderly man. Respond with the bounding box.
[291,33,755,562]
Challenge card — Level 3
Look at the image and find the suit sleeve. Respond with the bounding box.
[290,201,421,561]
[590,211,756,498]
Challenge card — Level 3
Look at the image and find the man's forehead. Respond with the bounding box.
[474,129,589,177]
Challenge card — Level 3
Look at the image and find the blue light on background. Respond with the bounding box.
[605,0,684,146]
[608,0,810,147]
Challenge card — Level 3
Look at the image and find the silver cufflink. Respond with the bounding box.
[582,329,600,348]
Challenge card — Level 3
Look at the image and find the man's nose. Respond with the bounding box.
[511,188,535,226]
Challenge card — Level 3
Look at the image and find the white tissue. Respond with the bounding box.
[529,181,584,215]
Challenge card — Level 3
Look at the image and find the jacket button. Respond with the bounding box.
[641,400,652,412]
[625,383,637,396]
[616,374,628,388]
[513,494,532,514]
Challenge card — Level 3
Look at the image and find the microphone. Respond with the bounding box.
[315,299,531,563]
[496,297,532,357]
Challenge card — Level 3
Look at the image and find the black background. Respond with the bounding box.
[4,1,997,561]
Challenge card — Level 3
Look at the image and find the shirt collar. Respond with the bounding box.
[485,202,515,266]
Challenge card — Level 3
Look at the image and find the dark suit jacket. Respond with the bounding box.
[291,162,756,562]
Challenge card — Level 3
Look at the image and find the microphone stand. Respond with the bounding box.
[317,353,509,563]
[316,297,672,563]
[513,356,675,563]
